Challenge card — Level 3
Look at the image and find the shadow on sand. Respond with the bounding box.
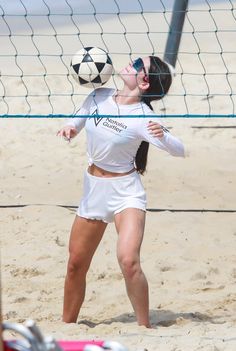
[77,309,222,328]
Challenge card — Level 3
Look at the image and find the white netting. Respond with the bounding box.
[0,0,235,117]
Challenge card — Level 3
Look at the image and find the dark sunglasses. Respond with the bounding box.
[132,58,148,80]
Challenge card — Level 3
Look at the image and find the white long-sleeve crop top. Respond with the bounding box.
[66,88,185,172]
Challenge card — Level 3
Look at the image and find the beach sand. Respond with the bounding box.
[1,2,236,350]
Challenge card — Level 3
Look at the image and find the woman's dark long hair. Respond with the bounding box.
[135,56,172,175]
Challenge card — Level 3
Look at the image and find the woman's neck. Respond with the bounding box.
[114,88,141,105]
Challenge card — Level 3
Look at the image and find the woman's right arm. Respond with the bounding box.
[57,115,87,141]
[57,124,79,141]
[57,92,95,140]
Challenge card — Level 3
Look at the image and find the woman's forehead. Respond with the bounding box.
[142,56,150,70]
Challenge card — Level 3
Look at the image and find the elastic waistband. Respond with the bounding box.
[86,169,139,181]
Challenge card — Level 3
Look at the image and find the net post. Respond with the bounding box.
[164,0,189,67]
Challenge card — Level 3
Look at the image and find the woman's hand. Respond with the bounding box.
[147,121,169,138]
[57,126,78,141]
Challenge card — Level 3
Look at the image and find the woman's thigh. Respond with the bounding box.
[114,208,146,260]
[68,215,107,263]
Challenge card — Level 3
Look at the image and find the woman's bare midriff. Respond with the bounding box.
[88,164,135,178]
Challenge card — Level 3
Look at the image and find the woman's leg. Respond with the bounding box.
[114,208,150,327]
[63,215,107,323]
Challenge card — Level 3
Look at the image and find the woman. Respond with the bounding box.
[57,56,185,327]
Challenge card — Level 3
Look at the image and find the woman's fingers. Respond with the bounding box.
[147,121,164,138]
[57,127,77,141]
[65,129,71,140]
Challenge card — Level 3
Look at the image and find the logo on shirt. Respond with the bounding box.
[90,109,103,126]
[90,109,128,133]
[94,117,103,126]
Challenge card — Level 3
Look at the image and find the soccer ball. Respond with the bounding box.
[71,47,113,88]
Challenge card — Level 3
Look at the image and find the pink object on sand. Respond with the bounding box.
[58,341,104,351]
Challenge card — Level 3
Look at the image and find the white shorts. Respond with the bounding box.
[77,170,146,223]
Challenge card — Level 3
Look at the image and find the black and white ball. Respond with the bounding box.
[71,47,113,88]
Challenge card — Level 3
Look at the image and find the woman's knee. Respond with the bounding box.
[118,254,141,279]
[66,252,90,277]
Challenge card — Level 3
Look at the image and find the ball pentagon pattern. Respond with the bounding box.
[71,47,113,88]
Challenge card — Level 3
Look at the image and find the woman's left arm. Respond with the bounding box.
[143,120,185,157]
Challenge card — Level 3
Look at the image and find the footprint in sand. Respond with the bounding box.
[160,266,173,272]
[10,267,45,278]
[13,297,28,303]
[191,272,207,280]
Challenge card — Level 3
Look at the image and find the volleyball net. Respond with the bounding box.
[0,0,235,118]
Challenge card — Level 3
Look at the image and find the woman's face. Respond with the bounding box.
[119,56,150,89]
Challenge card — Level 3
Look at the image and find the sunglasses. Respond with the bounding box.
[132,58,149,80]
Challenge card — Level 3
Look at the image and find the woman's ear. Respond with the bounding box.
[139,80,150,92]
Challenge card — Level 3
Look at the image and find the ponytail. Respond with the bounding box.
[135,97,153,175]
[135,141,149,175]
[135,56,172,175]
